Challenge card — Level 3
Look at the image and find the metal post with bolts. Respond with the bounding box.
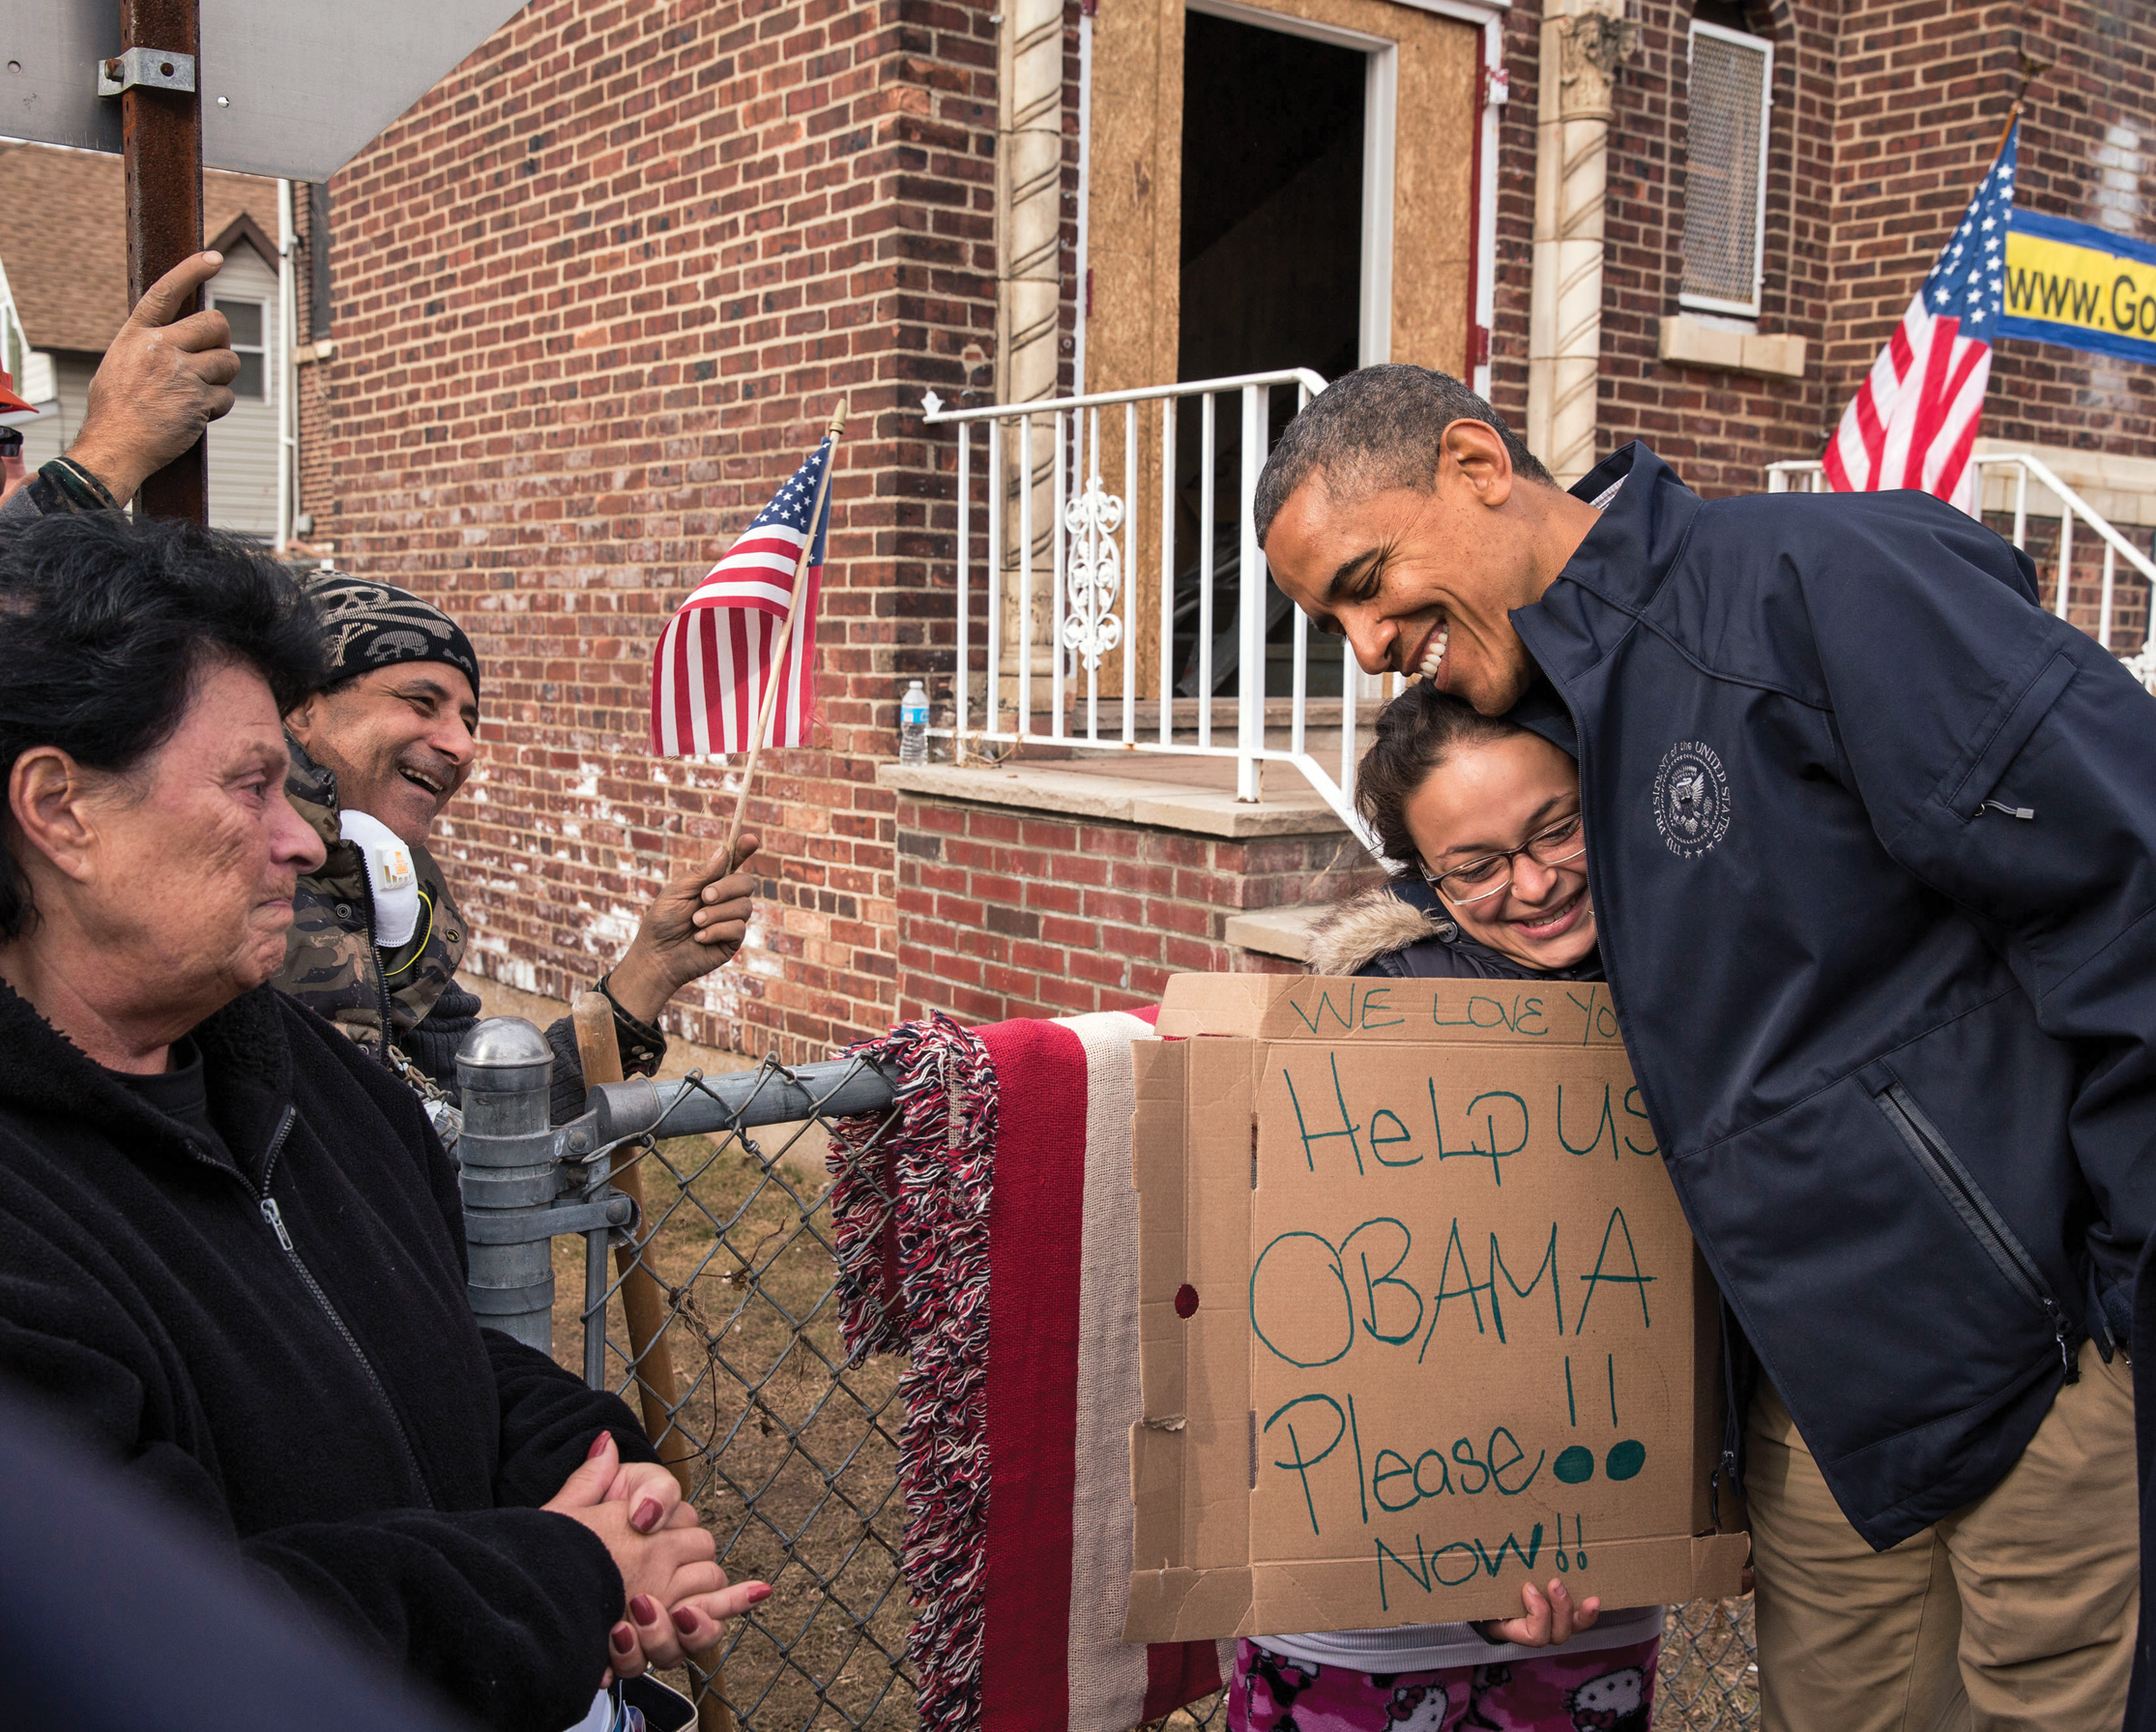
[454,1016,634,1357]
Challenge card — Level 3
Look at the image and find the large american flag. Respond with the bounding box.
[1824,122,2018,505]
[650,436,831,756]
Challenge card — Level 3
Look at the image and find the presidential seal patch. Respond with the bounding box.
[1653,741,1730,859]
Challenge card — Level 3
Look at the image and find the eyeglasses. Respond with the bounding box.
[1424,811,1587,905]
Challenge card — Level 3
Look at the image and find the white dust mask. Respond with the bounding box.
[337,807,422,950]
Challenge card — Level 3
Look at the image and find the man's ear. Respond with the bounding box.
[284,690,323,747]
[1440,418,1517,509]
[8,748,101,886]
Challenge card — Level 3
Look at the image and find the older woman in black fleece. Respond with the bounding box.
[0,512,764,1730]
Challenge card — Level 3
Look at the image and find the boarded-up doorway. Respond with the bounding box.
[1085,0,1479,700]
[1086,0,1479,396]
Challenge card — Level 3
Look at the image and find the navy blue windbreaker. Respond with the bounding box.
[1507,443,2156,1550]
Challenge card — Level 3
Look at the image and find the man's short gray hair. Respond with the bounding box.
[1253,365,1555,544]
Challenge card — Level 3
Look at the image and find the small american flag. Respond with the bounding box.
[650,436,832,756]
[1825,121,2018,506]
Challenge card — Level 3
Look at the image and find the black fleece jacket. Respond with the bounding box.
[0,980,658,1730]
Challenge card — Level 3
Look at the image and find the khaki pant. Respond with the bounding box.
[1745,1340,2138,1732]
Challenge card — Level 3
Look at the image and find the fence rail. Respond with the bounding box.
[456,1018,1758,1728]
[919,371,1397,853]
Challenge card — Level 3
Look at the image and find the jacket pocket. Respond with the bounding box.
[1939,650,2076,820]
[1870,1076,2078,1383]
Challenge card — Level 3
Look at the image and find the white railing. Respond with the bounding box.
[1767,455,2156,690]
[920,370,1396,852]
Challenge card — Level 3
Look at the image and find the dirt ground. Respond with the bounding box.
[547,1123,916,1731]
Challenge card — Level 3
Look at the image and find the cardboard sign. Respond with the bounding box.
[1125,975,1748,1642]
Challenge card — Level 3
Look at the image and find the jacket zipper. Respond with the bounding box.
[1875,1083,2078,1384]
[256,1107,437,1506]
[1705,1293,1753,1529]
[350,865,399,1058]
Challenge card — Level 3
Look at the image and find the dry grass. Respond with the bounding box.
[1654,1597,1759,1729]
[549,1123,916,1732]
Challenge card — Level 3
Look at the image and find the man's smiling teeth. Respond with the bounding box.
[1416,626,1449,680]
[400,768,444,795]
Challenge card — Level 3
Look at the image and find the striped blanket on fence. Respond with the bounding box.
[828,1010,1230,1732]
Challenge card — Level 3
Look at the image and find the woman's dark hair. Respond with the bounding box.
[1355,681,1530,871]
[0,511,326,938]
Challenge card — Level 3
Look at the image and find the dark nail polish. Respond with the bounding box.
[632,1499,664,1534]
[673,1607,698,1637]
[630,1596,657,1624]
[610,1625,636,1657]
[587,1433,610,1460]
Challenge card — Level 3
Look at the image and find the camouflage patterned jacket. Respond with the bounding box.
[275,738,667,1129]
[277,738,476,1139]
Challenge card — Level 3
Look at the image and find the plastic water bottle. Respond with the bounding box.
[899,680,930,764]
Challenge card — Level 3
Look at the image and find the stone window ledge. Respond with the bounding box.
[1659,313,1807,379]
[1222,903,1330,962]
[877,760,1351,839]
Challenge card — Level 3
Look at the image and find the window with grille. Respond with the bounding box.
[1680,19,1773,317]
[210,296,269,399]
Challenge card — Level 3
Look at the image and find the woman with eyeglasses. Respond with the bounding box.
[1234,683,1656,1732]
[1309,680,1599,984]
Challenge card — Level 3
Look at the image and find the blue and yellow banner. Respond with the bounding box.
[2001,210,2156,363]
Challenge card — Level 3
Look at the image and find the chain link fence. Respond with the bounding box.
[539,1054,1757,1731]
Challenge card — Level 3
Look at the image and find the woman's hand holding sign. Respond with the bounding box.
[1476,1577,1601,1648]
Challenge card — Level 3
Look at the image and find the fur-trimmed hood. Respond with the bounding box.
[1305,885,1455,976]
[1303,880,1604,983]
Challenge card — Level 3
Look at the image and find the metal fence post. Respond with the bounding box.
[455,1017,565,1354]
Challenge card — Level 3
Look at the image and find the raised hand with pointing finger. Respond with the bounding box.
[63,250,241,507]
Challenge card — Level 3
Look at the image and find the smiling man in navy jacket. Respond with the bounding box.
[1258,365,2151,1732]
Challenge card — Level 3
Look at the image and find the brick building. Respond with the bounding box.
[280,0,2156,1062]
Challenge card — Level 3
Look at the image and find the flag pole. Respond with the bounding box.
[1990,55,2048,156]
[721,404,846,866]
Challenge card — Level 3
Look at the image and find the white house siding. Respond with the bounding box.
[204,247,281,539]
[15,252,280,540]
[17,354,94,470]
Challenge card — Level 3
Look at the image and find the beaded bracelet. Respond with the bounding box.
[43,456,119,512]
[595,971,668,1076]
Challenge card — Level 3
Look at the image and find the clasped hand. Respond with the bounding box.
[543,1432,771,1681]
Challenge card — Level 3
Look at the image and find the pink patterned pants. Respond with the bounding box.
[1227,1634,1660,1732]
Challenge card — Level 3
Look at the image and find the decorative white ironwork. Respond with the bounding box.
[1061,472,1125,671]
[920,369,1400,848]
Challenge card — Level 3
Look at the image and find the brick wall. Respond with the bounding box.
[299,0,1003,1062]
[289,0,2156,1057]
[1886,0,2156,458]
[1489,2,2156,500]
[1485,1,1841,497]
[1821,0,2156,645]
[893,797,1379,1023]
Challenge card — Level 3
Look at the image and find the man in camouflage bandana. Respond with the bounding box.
[278,572,760,1134]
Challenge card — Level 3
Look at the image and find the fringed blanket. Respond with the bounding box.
[829,1011,1229,1732]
